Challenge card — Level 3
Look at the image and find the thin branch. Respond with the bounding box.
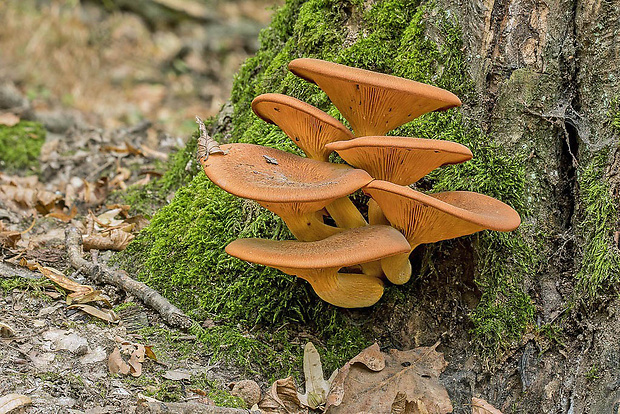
[65,227,192,330]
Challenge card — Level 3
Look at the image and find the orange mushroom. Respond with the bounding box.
[288,58,462,137]
[251,93,366,230]
[226,225,411,307]
[363,180,521,284]
[326,135,472,226]
[196,119,372,242]
[251,93,354,162]
[325,136,472,185]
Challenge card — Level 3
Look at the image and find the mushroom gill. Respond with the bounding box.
[288,58,461,137]
[364,180,521,284]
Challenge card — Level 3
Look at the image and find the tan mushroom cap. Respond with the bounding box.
[226,224,410,269]
[252,93,354,161]
[288,58,462,137]
[202,143,372,209]
[363,180,521,246]
[325,136,473,185]
[201,143,372,241]
[226,225,411,307]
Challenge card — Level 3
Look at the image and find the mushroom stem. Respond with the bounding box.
[325,196,367,229]
[281,267,385,308]
[381,251,413,285]
[368,199,389,225]
[260,203,341,242]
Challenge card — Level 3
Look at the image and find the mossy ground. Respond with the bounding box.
[0,121,46,174]
[118,0,537,376]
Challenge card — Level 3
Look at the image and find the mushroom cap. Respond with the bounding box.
[364,180,521,245]
[225,225,411,270]
[325,136,472,185]
[202,143,372,207]
[288,58,462,137]
[252,93,354,161]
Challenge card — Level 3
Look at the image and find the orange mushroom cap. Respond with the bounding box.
[252,93,354,161]
[202,143,372,208]
[288,58,462,137]
[225,224,410,270]
[325,136,472,185]
[226,225,411,308]
[363,180,521,246]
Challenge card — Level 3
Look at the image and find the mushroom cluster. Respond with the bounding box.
[197,58,521,308]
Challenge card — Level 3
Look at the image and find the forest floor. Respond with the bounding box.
[0,1,279,412]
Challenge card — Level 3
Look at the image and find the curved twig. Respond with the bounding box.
[65,227,193,330]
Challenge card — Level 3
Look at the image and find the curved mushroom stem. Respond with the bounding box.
[368,199,389,226]
[325,196,383,277]
[260,202,341,242]
[381,251,412,285]
[325,197,367,229]
[282,268,385,308]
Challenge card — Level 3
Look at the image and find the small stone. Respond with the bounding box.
[231,380,261,407]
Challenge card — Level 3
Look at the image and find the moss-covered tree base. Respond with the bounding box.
[118,0,620,411]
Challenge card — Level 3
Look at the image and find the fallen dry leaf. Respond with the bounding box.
[0,112,20,127]
[0,393,32,414]
[325,342,452,414]
[472,397,503,414]
[325,343,385,411]
[0,322,16,338]
[108,347,131,375]
[128,344,146,377]
[391,392,430,414]
[258,377,307,414]
[83,229,134,251]
[162,370,192,381]
[68,304,119,323]
[36,265,93,295]
[67,289,112,307]
[298,342,331,410]
[46,205,78,222]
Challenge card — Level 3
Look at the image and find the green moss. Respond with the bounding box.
[120,0,535,374]
[0,121,46,173]
[575,152,620,296]
[609,97,620,134]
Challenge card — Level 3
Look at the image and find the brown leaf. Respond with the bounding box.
[108,347,131,375]
[46,205,78,222]
[258,377,307,414]
[67,289,112,307]
[37,265,93,294]
[325,342,452,414]
[325,343,385,411]
[83,229,134,251]
[68,304,119,323]
[140,144,169,161]
[391,392,429,414]
[0,113,20,126]
[472,397,503,414]
[0,322,16,338]
[0,393,32,413]
[0,229,20,248]
[144,345,157,361]
[128,344,146,377]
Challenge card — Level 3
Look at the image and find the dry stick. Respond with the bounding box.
[0,261,41,280]
[65,227,193,330]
